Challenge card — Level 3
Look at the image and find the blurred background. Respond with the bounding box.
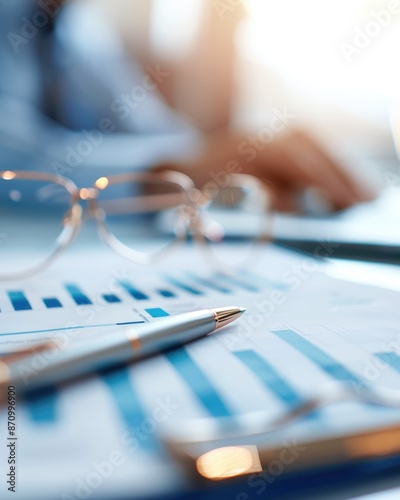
[96,0,399,157]
[2,0,400,178]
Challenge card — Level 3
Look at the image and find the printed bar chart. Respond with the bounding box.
[0,270,269,339]
[0,270,269,316]
[272,329,363,387]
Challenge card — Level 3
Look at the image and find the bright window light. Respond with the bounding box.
[150,0,203,60]
[239,0,400,99]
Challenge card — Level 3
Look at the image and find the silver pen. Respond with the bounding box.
[0,306,245,396]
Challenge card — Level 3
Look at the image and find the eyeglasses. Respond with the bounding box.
[163,382,400,481]
[0,169,273,281]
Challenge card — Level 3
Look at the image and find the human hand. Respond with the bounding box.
[156,128,375,212]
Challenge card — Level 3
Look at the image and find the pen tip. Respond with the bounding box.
[211,306,246,329]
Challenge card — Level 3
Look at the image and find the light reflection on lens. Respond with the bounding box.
[1,170,16,181]
[196,445,262,480]
[95,177,109,190]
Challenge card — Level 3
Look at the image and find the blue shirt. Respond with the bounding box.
[0,0,199,184]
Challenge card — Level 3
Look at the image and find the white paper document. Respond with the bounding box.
[1,244,400,500]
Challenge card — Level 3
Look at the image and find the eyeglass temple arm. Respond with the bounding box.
[96,192,191,216]
[161,383,400,447]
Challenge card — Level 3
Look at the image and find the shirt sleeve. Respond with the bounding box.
[0,0,202,184]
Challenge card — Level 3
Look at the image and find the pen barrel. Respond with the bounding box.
[4,309,216,394]
[136,309,216,356]
[6,333,133,393]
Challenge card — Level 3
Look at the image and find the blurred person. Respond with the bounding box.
[0,0,196,176]
[1,0,373,211]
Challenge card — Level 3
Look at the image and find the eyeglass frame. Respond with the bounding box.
[0,169,273,281]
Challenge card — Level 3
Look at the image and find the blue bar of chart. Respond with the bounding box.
[119,280,149,301]
[142,307,231,417]
[43,298,62,309]
[376,352,400,372]
[234,350,302,407]
[157,289,176,298]
[25,388,58,424]
[216,273,260,293]
[65,284,92,306]
[148,308,231,417]
[102,294,121,304]
[272,329,363,387]
[165,348,232,418]
[186,273,231,294]
[101,366,158,451]
[8,291,32,311]
[164,275,203,296]
[24,367,156,451]
[145,308,169,318]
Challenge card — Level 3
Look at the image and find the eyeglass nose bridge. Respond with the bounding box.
[64,187,101,229]
[78,188,98,203]
[80,188,105,222]
[76,187,102,216]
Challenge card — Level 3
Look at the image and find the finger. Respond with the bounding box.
[263,181,303,212]
[247,142,329,195]
[294,130,375,202]
[279,135,361,210]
